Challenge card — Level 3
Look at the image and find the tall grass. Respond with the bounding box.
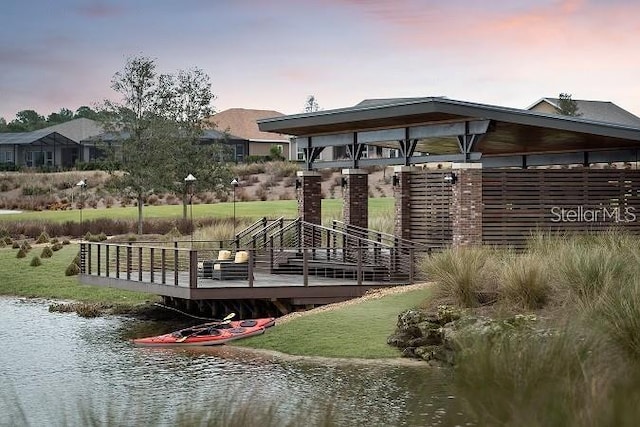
[424,231,640,426]
[421,246,497,307]
[499,253,551,309]
[454,329,604,426]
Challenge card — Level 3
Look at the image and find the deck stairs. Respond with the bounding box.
[232,217,430,282]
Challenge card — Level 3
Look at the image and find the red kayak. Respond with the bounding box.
[133,318,276,347]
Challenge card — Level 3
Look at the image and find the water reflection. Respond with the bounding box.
[0,297,469,426]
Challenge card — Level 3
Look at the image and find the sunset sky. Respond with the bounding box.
[1,0,639,121]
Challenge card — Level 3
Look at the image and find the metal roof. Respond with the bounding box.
[257,97,640,158]
[0,130,78,146]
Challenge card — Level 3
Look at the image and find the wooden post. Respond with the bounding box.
[189,249,198,289]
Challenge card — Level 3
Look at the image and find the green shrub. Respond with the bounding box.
[11,242,19,249]
[40,246,54,258]
[97,232,107,241]
[30,256,42,267]
[51,242,63,252]
[65,262,80,276]
[16,248,27,258]
[35,231,50,244]
[4,236,13,245]
[62,239,71,245]
[20,240,31,251]
[0,240,5,248]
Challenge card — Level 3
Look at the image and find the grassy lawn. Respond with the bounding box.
[238,286,432,359]
[0,198,394,223]
[0,244,153,304]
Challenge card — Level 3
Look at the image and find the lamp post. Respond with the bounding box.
[231,178,239,246]
[184,174,196,245]
[76,179,87,231]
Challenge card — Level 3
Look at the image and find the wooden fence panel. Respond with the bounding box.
[482,168,640,248]
[407,170,452,250]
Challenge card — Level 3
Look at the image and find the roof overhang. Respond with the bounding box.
[258,97,640,162]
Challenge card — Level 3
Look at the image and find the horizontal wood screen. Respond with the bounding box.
[407,170,452,250]
[482,168,640,248]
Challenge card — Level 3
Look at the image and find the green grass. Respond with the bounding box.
[0,198,393,223]
[0,244,153,304]
[239,286,432,358]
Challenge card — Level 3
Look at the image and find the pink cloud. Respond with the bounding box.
[76,3,125,19]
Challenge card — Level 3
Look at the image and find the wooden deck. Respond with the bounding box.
[80,270,407,304]
[78,241,420,314]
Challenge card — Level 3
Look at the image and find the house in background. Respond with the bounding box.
[527,97,640,127]
[204,108,292,162]
[0,118,103,168]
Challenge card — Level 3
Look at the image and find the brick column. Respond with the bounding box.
[393,166,419,242]
[451,163,483,247]
[342,169,369,229]
[297,171,322,224]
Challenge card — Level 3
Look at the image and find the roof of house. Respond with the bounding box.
[206,108,289,142]
[0,118,103,146]
[528,98,640,127]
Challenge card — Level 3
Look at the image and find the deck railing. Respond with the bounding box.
[79,241,430,288]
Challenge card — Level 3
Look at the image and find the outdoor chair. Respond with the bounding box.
[199,250,233,278]
[212,250,249,280]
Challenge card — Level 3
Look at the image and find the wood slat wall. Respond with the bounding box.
[482,168,640,248]
[407,171,452,250]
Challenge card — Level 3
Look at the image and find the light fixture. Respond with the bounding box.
[443,172,457,184]
[231,178,239,247]
[184,174,197,244]
[76,179,87,229]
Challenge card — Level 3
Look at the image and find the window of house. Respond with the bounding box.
[45,151,53,166]
[235,144,244,162]
[389,148,399,158]
[297,147,305,161]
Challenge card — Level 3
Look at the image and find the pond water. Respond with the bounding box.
[0,298,471,426]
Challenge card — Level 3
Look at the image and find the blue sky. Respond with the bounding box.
[1,0,639,120]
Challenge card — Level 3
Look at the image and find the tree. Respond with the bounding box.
[75,106,100,120]
[303,95,320,113]
[556,93,581,117]
[8,110,46,131]
[0,117,7,132]
[99,55,232,233]
[46,108,74,125]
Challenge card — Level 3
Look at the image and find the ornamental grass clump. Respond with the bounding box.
[421,246,498,307]
[35,231,50,244]
[65,262,80,276]
[40,246,54,258]
[590,279,640,362]
[16,248,27,258]
[499,253,551,310]
[30,256,42,267]
[553,241,634,308]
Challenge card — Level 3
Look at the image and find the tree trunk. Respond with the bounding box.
[137,194,144,235]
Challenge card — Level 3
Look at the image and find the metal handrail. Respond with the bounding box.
[331,220,430,249]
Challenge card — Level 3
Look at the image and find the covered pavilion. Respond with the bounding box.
[258,97,640,248]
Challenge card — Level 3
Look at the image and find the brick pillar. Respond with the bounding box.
[342,169,368,229]
[297,170,322,224]
[451,163,483,247]
[393,166,419,241]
